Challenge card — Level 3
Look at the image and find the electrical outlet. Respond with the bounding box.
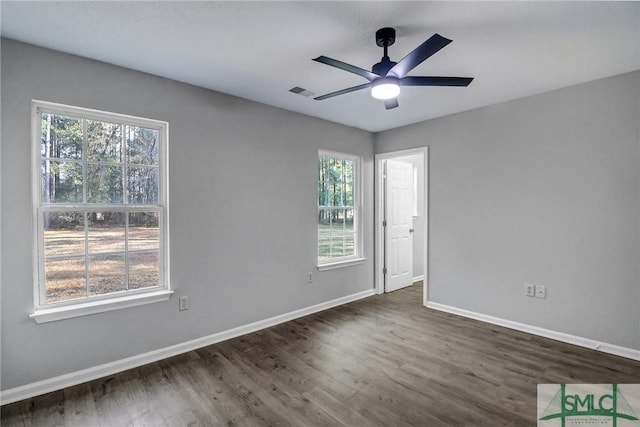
[525,283,535,297]
[179,295,189,311]
[535,285,546,299]
[307,272,313,283]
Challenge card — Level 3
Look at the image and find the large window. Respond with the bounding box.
[318,151,361,266]
[32,101,170,321]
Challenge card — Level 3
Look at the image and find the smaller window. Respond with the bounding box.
[318,151,361,265]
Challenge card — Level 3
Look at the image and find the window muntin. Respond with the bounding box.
[34,101,168,309]
[318,152,360,264]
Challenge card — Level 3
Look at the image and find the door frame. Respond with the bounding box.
[375,147,429,306]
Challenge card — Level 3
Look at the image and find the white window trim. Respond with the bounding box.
[317,257,367,271]
[31,100,171,322]
[29,290,173,324]
[317,150,365,269]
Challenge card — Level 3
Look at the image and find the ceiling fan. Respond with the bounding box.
[312,27,473,110]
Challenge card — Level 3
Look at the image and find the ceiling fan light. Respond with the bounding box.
[371,78,400,100]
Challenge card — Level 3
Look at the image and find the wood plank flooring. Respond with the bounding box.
[3,284,640,426]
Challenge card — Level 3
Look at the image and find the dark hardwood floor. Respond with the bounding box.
[3,284,640,426]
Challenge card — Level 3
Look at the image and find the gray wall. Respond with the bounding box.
[376,71,640,350]
[1,39,375,390]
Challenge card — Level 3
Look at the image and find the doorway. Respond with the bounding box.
[375,147,428,306]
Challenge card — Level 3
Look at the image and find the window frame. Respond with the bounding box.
[30,100,171,323]
[317,150,365,270]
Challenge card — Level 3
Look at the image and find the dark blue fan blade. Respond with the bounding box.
[400,76,474,86]
[384,98,399,110]
[314,83,371,100]
[313,56,380,81]
[388,34,452,78]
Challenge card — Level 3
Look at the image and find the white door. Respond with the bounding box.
[384,159,414,292]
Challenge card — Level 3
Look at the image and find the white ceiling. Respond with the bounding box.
[2,1,639,132]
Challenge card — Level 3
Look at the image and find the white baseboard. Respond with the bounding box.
[1,288,375,405]
[412,275,425,283]
[426,301,640,362]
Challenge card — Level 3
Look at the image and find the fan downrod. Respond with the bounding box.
[373,27,397,76]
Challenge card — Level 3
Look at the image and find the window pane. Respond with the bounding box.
[88,212,125,253]
[87,120,122,163]
[318,239,332,260]
[318,208,331,227]
[318,208,332,260]
[316,155,355,208]
[344,160,354,207]
[87,164,123,203]
[89,254,126,295]
[318,208,356,259]
[43,212,85,256]
[129,212,159,250]
[344,233,355,257]
[45,256,86,303]
[128,251,159,289]
[41,160,83,203]
[318,157,328,206]
[317,208,357,260]
[40,113,82,159]
[342,209,356,257]
[127,126,159,166]
[330,235,345,257]
[127,166,159,204]
[329,183,343,207]
[344,208,355,229]
[328,158,343,206]
[331,212,346,257]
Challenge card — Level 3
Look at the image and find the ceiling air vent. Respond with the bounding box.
[289,86,315,97]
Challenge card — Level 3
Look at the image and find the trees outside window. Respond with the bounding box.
[318,151,360,264]
[33,101,168,310]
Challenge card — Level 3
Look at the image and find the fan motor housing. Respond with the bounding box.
[372,58,397,76]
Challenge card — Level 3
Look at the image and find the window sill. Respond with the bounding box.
[317,258,367,271]
[30,290,174,324]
